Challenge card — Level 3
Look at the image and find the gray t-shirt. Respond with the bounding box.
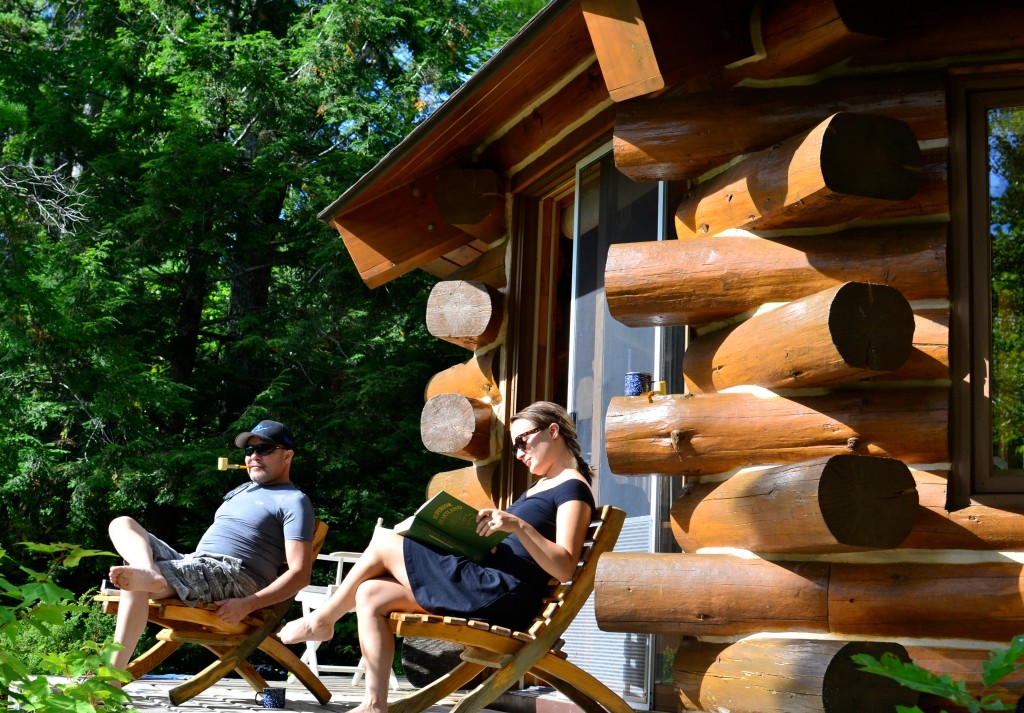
[195,481,314,588]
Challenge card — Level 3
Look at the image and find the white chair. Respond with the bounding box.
[291,521,400,690]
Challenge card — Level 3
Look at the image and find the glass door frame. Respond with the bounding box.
[565,142,673,708]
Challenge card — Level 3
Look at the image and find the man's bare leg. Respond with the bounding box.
[106,516,176,679]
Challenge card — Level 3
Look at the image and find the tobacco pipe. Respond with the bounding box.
[217,457,251,470]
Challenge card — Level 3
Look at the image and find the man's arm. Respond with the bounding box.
[214,538,314,625]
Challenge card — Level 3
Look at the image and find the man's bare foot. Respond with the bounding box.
[277,616,334,644]
[108,566,169,593]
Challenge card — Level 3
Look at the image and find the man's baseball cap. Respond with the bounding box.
[234,420,296,449]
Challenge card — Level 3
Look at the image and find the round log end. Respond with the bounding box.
[829,282,916,372]
[825,641,919,713]
[425,280,504,350]
[420,393,492,461]
[820,112,923,200]
[819,454,918,548]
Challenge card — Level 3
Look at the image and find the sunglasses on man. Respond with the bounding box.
[243,444,283,456]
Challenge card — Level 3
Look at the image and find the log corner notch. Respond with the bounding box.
[671,454,918,554]
[433,168,506,242]
[684,281,916,393]
[675,638,918,713]
[426,462,499,511]
[425,280,504,351]
[420,393,493,462]
[425,350,501,405]
[675,112,923,238]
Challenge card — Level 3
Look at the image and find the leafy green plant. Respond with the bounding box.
[853,635,1024,712]
[0,542,135,711]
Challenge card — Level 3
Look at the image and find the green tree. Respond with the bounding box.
[0,0,543,670]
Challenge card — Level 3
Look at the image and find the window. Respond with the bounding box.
[951,73,1024,501]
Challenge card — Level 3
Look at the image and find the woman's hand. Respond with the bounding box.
[476,508,521,538]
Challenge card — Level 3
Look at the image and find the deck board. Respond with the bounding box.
[54,675,472,712]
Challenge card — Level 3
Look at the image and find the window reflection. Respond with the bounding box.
[988,106,1024,475]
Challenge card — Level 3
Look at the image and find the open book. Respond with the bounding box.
[393,491,509,564]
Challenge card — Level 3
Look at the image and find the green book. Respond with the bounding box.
[393,491,509,564]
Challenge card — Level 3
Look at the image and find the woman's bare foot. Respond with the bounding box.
[348,701,387,713]
[277,615,335,644]
[108,566,168,592]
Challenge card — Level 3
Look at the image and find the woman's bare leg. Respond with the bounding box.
[278,527,416,644]
[350,577,425,713]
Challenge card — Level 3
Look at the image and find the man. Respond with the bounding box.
[105,419,315,675]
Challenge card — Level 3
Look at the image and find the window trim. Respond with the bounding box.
[950,71,1024,506]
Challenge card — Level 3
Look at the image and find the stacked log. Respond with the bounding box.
[614,72,945,182]
[605,223,946,327]
[421,280,505,470]
[420,393,493,462]
[446,242,508,289]
[675,638,918,713]
[425,280,504,350]
[426,463,499,510]
[604,388,948,477]
[670,455,918,553]
[723,0,905,82]
[673,113,922,238]
[906,470,1024,550]
[903,645,1024,706]
[682,282,915,392]
[590,3,1022,712]
[867,309,949,382]
[424,351,501,404]
[596,554,1024,642]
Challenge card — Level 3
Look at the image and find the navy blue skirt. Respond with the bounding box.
[403,538,549,631]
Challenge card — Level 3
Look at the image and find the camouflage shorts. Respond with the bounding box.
[148,534,261,607]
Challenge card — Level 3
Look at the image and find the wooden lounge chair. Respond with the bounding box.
[388,505,631,713]
[96,519,331,706]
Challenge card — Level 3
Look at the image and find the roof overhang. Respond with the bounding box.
[318,0,591,288]
[318,0,733,288]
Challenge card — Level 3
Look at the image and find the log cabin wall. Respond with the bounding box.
[320,0,1024,710]
[594,1,1024,711]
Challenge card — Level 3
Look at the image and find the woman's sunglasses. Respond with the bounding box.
[512,426,544,453]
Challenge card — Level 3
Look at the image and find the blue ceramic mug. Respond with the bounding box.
[625,371,652,396]
[255,686,285,708]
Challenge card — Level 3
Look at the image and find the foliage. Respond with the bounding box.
[0,0,544,674]
[853,635,1024,712]
[0,541,134,711]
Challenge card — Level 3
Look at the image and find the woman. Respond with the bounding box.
[278,401,595,713]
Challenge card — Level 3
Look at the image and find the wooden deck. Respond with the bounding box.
[106,674,471,712]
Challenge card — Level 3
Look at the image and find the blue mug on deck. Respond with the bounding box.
[255,686,285,708]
